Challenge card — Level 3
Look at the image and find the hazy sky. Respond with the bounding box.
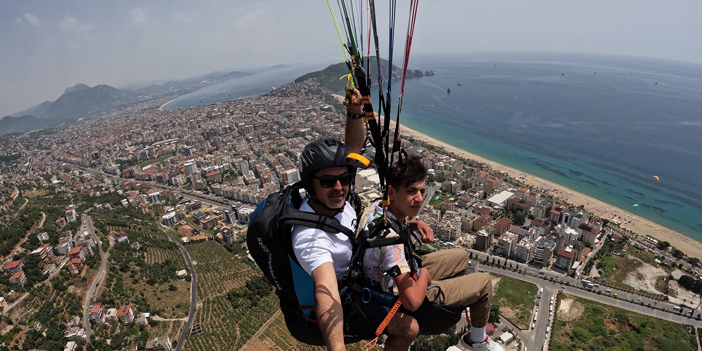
[2,0,701,117]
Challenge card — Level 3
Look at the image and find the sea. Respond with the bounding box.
[167,53,702,243]
[161,63,321,110]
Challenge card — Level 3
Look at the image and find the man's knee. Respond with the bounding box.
[455,248,469,266]
[385,316,419,351]
[475,272,492,295]
[402,319,419,341]
[387,312,419,339]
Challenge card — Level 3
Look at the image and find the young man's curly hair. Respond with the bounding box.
[387,153,427,189]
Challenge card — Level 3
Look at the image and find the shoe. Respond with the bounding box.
[459,335,505,351]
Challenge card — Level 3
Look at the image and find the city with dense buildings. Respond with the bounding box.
[1,77,702,351]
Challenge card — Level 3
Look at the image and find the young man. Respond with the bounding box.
[360,154,504,351]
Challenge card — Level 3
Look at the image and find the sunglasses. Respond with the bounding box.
[312,173,354,188]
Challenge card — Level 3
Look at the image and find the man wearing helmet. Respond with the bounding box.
[291,90,423,351]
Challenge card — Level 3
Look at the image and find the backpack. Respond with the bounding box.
[246,181,366,345]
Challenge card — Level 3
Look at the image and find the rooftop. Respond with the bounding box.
[4,260,22,270]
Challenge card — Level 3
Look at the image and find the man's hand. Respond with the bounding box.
[408,220,435,243]
[343,88,363,115]
[344,87,365,154]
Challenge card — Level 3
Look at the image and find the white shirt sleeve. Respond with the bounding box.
[292,225,335,275]
[291,199,355,279]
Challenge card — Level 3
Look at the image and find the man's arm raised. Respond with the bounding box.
[343,88,365,155]
[311,262,346,351]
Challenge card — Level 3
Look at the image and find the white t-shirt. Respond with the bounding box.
[291,198,357,280]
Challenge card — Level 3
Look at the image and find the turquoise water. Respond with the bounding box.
[399,53,702,241]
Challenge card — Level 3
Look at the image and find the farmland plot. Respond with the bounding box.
[186,241,257,299]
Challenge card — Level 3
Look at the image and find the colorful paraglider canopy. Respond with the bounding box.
[653,175,660,181]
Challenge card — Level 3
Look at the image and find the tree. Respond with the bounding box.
[488,304,501,324]
[513,210,525,226]
[671,249,684,259]
[657,241,670,250]
[678,275,696,290]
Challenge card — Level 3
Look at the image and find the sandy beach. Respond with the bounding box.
[395,123,702,261]
[158,98,174,111]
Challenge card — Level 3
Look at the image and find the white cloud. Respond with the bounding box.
[173,11,198,24]
[130,7,148,26]
[235,7,269,30]
[23,13,41,27]
[59,14,95,48]
[59,14,95,34]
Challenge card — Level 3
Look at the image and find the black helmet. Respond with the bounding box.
[299,138,353,193]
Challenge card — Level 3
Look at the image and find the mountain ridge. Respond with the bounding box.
[295,57,432,94]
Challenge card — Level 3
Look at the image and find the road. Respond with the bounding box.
[19,143,35,175]
[148,183,231,209]
[67,162,235,208]
[3,212,45,262]
[463,248,691,315]
[82,214,108,346]
[476,264,702,351]
[3,256,68,316]
[417,183,438,217]
[155,215,198,351]
[67,165,208,350]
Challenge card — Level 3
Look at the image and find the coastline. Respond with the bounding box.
[395,123,702,261]
[158,98,175,111]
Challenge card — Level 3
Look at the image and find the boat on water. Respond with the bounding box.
[447,87,451,93]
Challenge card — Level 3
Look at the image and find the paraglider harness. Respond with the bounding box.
[247,181,462,347]
[247,181,419,345]
[344,205,466,342]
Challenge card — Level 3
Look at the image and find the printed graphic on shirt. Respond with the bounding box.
[360,201,410,292]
